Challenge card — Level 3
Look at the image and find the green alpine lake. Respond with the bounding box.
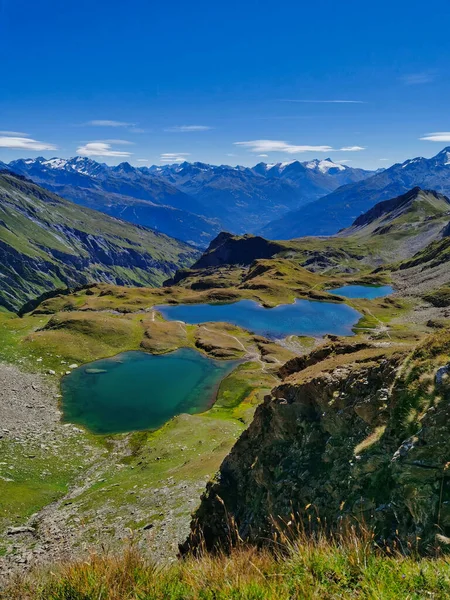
[61,348,239,434]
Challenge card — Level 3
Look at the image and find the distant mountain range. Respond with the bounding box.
[146,159,372,235]
[6,157,373,246]
[261,147,450,239]
[0,171,199,311]
[7,149,450,245]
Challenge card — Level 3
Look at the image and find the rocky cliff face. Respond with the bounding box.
[183,334,450,553]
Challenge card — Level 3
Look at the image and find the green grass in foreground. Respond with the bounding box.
[4,534,450,600]
[0,432,103,531]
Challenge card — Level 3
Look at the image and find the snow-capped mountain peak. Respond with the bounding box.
[65,157,106,176]
[304,158,346,173]
[279,160,299,171]
[42,158,69,169]
[8,156,108,178]
[434,147,450,166]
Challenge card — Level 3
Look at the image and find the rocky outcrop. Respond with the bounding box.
[183,333,450,553]
[191,233,285,269]
[165,232,286,287]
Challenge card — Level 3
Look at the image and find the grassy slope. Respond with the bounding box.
[0,173,199,309]
[397,235,450,271]
[0,174,194,262]
[341,189,450,263]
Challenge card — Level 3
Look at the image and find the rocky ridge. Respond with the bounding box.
[183,333,450,553]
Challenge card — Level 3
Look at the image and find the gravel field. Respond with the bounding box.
[0,363,232,587]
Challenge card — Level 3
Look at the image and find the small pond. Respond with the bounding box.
[61,348,239,435]
[154,298,362,339]
[328,285,394,299]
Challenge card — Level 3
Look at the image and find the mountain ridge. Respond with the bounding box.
[0,171,199,311]
[347,186,450,229]
[261,147,450,239]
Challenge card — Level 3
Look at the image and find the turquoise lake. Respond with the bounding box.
[328,285,394,299]
[154,298,362,338]
[61,348,239,434]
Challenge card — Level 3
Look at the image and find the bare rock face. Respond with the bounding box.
[191,233,285,269]
[182,333,450,554]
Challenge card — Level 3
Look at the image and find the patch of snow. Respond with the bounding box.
[401,158,421,168]
[42,158,68,169]
[305,159,345,173]
[279,160,298,170]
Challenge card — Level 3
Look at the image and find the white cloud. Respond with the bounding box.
[85,120,135,128]
[281,99,365,104]
[234,140,365,154]
[379,158,389,161]
[235,140,333,154]
[420,132,450,142]
[164,125,213,132]
[0,130,28,136]
[76,142,132,158]
[137,159,149,162]
[401,73,434,85]
[257,154,269,157]
[339,146,365,152]
[160,152,191,163]
[161,153,190,157]
[97,139,134,145]
[0,136,57,151]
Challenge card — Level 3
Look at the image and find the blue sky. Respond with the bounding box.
[1,0,450,169]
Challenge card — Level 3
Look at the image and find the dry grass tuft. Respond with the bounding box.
[3,525,450,599]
